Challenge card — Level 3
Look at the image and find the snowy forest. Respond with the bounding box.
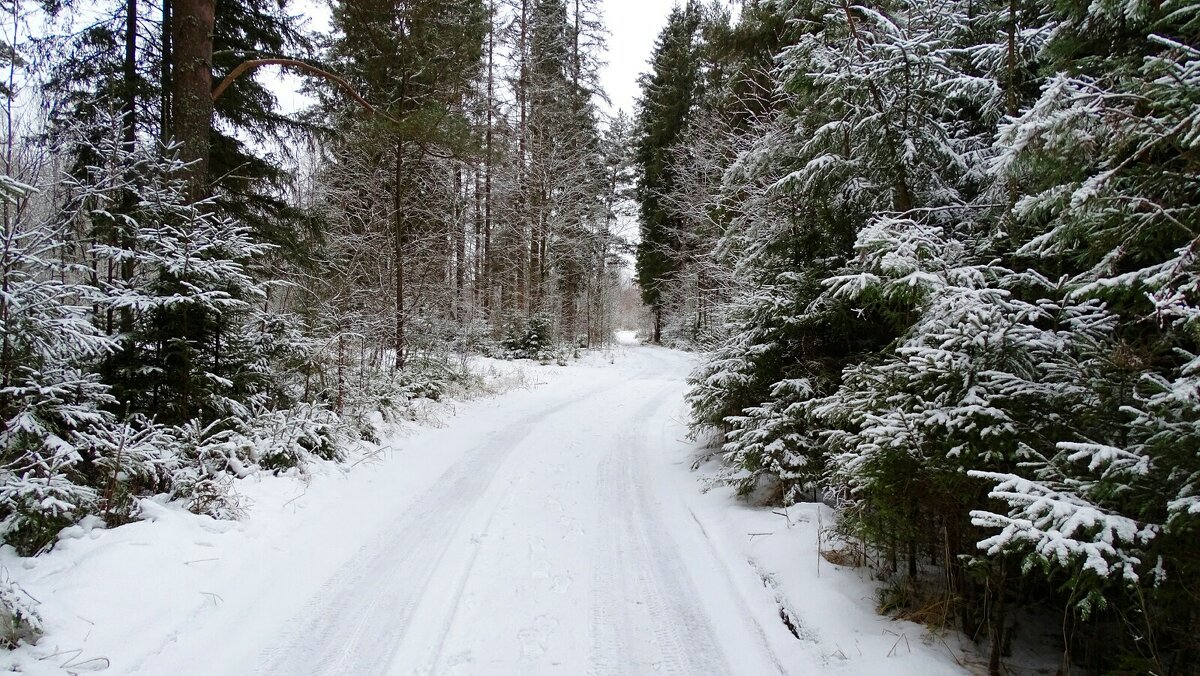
[634,0,1200,673]
[0,0,635,650]
[0,0,1197,673]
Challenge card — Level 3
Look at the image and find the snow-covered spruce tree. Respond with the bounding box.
[69,116,276,425]
[815,216,1123,660]
[966,0,1200,669]
[634,1,704,344]
[690,0,999,499]
[52,114,340,518]
[0,171,119,554]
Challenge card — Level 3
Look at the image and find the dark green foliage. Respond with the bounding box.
[208,0,317,259]
[633,2,702,332]
[500,312,559,361]
[667,0,1200,671]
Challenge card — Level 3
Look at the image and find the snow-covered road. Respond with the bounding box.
[247,345,786,675]
[7,345,971,675]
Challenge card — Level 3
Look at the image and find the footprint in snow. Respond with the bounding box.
[518,628,546,657]
[517,615,560,658]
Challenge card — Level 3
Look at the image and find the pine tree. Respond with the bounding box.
[324,0,486,369]
[634,2,702,343]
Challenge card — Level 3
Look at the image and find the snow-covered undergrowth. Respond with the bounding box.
[692,477,1064,674]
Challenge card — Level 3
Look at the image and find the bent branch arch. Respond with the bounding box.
[211,58,403,126]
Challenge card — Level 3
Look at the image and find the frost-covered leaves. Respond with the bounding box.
[966,345,1200,606]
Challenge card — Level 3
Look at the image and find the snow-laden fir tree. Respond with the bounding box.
[691,0,1001,495]
[0,171,117,554]
[965,0,1200,668]
[69,114,276,424]
[815,215,1123,661]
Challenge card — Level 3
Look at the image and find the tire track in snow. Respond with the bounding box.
[589,385,731,675]
[252,382,608,676]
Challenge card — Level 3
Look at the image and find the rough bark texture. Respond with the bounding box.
[393,140,407,370]
[170,0,215,198]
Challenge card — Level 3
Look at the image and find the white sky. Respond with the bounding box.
[276,0,678,117]
[599,0,677,114]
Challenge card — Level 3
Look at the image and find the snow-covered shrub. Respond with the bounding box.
[688,270,826,432]
[0,573,41,648]
[394,355,473,402]
[328,354,478,439]
[88,417,177,521]
[719,378,824,503]
[453,317,503,358]
[166,420,247,520]
[226,310,313,410]
[160,403,351,513]
[500,312,560,361]
[241,404,347,472]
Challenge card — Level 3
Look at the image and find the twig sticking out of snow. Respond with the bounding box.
[886,631,911,657]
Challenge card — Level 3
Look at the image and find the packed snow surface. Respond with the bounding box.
[614,329,640,345]
[4,345,970,675]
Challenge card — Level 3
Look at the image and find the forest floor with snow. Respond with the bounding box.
[3,343,987,675]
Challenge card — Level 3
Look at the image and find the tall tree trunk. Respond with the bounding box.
[483,9,494,317]
[1006,0,1018,118]
[473,163,483,308]
[1004,0,1020,210]
[454,165,465,320]
[515,0,529,314]
[123,0,137,148]
[393,139,407,370]
[988,565,1008,676]
[572,0,581,90]
[161,0,173,139]
[170,0,214,199]
[562,268,577,344]
[529,188,541,311]
[119,0,137,338]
